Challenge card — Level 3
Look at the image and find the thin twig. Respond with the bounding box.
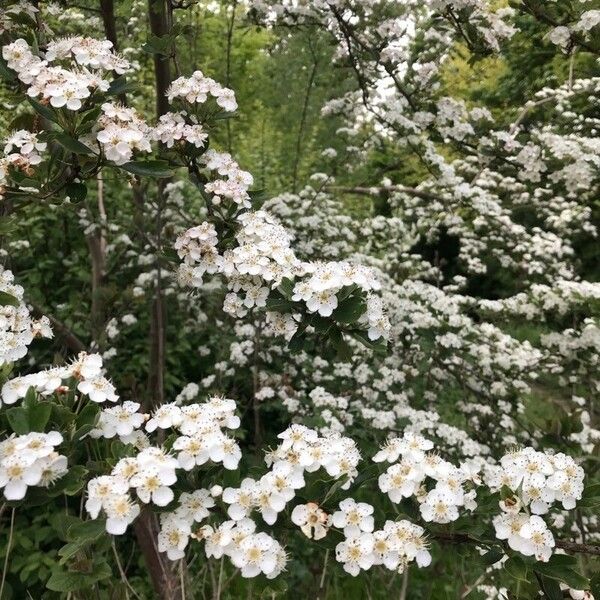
[399,566,409,600]
[112,538,143,600]
[0,508,16,600]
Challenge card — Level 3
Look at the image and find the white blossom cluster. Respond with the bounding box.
[1,130,47,198]
[85,395,241,534]
[548,9,600,50]
[95,102,152,165]
[334,511,432,576]
[0,267,52,367]
[1,352,118,407]
[176,208,389,338]
[0,1,38,34]
[167,70,238,112]
[487,448,585,562]
[44,36,129,73]
[152,111,208,149]
[198,517,286,579]
[147,396,242,470]
[375,432,478,524]
[2,37,123,110]
[202,149,254,208]
[0,431,67,500]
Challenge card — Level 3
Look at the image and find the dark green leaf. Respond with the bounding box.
[48,466,88,497]
[535,562,589,590]
[0,291,19,307]
[288,329,309,353]
[265,296,295,313]
[107,76,137,96]
[504,555,529,583]
[0,56,16,82]
[28,402,52,432]
[64,182,87,203]
[6,407,29,435]
[277,278,295,299]
[120,160,175,178]
[67,519,106,543]
[46,571,88,592]
[27,98,60,124]
[537,573,563,600]
[54,133,94,156]
[76,403,100,428]
[579,483,600,508]
[480,547,504,566]
[332,295,367,324]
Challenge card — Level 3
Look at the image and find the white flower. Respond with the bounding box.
[130,467,176,506]
[77,376,119,403]
[254,474,287,525]
[175,489,215,523]
[146,403,183,432]
[222,478,257,520]
[86,475,129,518]
[104,494,140,535]
[291,502,330,540]
[335,533,375,576]
[0,455,42,500]
[157,515,191,560]
[90,401,145,439]
[419,489,460,524]
[518,515,555,562]
[306,291,338,317]
[378,460,424,502]
[229,532,281,578]
[332,498,375,537]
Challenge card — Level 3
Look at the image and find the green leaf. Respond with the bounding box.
[77,403,100,428]
[347,329,387,354]
[504,555,529,583]
[54,133,94,156]
[535,560,589,590]
[67,519,106,543]
[288,329,309,353]
[249,189,268,210]
[500,485,516,501]
[120,160,175,178]
[48,466,88,497]
[578,483,600,508]
[329,327,353,361]
[0,56,16,82]
[480,547,504,566]
[46,561,112,592]
[277,278,295,299]
[0,291,19,307]
[142,33,175,57]
[6,407,29,434]
[265,296,295,313]
[79,106,102,127]
[332,295,366,324]
[27,98,60,124]
[46,571,88,592]
[310,314,331,333]
[64,182,87,202]
[28,402,52,432]
[58,540,88,564]
[107,76,137,96]
[590,572,600,598]
[537,573,563,600]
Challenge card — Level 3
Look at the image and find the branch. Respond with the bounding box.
[29,303,86,353]
[432,531,600,557]
[292,36,319,193]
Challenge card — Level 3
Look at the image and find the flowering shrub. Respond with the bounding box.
[0,1,598,599]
